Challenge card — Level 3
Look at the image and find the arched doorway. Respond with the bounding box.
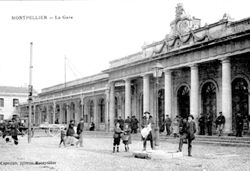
[201,82,217,134]
[177,85,190,119]
[232,78,249,132]
[158,89,165,132]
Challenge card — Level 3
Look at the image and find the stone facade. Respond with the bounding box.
[19,4,250,134]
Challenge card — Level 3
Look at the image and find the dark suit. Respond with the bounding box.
[178,120,196,156]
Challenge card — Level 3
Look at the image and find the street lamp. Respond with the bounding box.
[152,62,163,147]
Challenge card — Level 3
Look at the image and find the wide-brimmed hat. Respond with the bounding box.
[188,114,194,120]
[144,111,150,115]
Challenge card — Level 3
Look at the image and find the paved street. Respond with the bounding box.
[0,133,250,171]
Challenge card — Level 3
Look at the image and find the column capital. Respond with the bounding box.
[189,63,198,69]
[142,73,151,78]
[124,77,132,82]
[220,57,231,63]
[163,68,172,74]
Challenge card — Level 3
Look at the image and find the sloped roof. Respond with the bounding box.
[0,86,29,94]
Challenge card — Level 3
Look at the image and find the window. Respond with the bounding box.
[0,98,4,107]
[13,99,19,107]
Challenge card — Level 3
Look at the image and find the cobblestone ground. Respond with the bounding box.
[0,133,250,171]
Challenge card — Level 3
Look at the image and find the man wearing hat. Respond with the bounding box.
[215,112,225,136]
[178,114,196,156]
[141,111,155,151]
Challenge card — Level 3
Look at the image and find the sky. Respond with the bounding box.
[0,0,250,93]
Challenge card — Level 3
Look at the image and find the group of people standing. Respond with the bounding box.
[198,111,246,137]
[0,118,21,145]
[59,118,84,148]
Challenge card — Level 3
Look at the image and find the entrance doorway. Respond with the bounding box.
[201,82,217,134]
[232,78,249,132]
[177,85,190,119]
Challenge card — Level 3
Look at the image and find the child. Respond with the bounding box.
[59,127,67,147]
[122,124,131,152]
[113,122,123,153]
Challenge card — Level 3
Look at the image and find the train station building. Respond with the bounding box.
[20,4,250,134]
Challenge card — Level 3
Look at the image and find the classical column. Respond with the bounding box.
[109,82,115,131]
[125,78,131,118]
[221,58,232,133]
[190,64,199,120]
[105,89,110,132]
[59,103,63,124]
[143,74,150,113]
[53,102,56,124]
[67,103,70,124]
[164,69,172,118]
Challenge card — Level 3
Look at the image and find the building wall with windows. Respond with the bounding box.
[19,4,250,134]
[0,86,29,120]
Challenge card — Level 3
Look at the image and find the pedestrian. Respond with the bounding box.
[206,113,213,136]
[122,123,131,152]
[59,127,67,147]
[10,118,19,145]
[165,115,172,136]
[171,116,179,138]
[198,113,205,135]
[215,112,225,136]
[118,116,125,130]
[65,120,78,146]
[89,122,95,131]
[178,115,196,157]
[131,115,139,134]
[125,116,131,128]
[113,122,123,153]
[141,111,154,151]
[76,118,84,147]
[235,112,244,137]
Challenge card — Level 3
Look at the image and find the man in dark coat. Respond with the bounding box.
[198,113,205,135]
[235,112,244,137]
[141,112,154,151]
[10,119,19,145]
[215,112,225,136]
[178,115,196,157]
[76,118,84,147]
[131,115,139,134]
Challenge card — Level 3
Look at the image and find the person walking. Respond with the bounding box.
[66,120,78,146]
[113,122,123,153]
[178,115,196,157]
[141,111,154,151]
[165,115,172,136]
[198,113,205,135]
[76,118,84,147]
[215,112,225,136]
[59,127,67,147]
[10,118,19,145]
[235,112,244,137]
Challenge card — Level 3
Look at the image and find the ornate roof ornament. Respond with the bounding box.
[169,3,200,37]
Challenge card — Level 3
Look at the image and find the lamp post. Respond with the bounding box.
[152,62,163,146]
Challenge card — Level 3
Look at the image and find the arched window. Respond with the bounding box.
[177,85,190,118]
